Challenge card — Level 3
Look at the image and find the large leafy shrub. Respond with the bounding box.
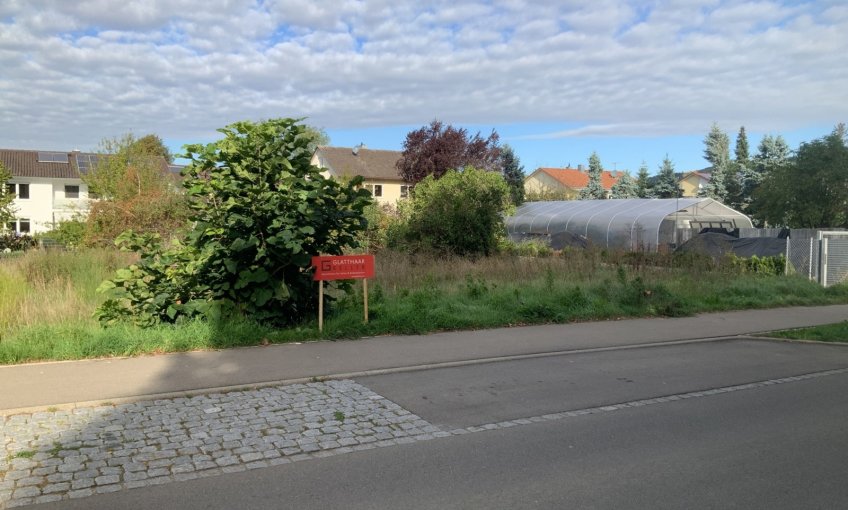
[0,234,38,252]
[401,167,509,256]
[96,118,372,326]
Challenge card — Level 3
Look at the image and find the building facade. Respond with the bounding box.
[2,149,95,234]
[311,145,410,205]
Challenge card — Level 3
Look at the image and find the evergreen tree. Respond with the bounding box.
[653,155,682,198]
[701,123,730,201]
[499,144,525,205]
[610,171,639,198]
[725,126,751,209]
[578,152,607,199]
[735,126,750,163]
[636,161,653,198]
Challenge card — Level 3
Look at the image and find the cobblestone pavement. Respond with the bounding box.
[0,380,445,509]
[3,368,848,508]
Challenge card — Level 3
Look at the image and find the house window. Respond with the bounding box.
[400,185,409,198]
[19,219,30,234]
[5,183,14,196]
[365,184,383,197]
[65,185,80,199]
[18,183,29,199]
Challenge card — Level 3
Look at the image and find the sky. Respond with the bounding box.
[1,0,846,175]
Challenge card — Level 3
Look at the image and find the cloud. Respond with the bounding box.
[0,0,846,150]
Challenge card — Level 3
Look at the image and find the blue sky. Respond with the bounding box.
[2,1,846,176]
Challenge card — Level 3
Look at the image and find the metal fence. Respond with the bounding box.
[675,227,847,287]
[818,231,848,287]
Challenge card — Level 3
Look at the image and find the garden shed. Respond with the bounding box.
[507,198,753,252]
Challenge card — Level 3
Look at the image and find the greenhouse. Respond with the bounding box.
[506,198,754,252]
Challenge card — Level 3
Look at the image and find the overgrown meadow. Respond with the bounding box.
[2,247,847,364]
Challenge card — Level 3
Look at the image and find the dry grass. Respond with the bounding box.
[0,249,135,333]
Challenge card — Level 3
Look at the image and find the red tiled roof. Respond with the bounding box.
[536,167,620,190]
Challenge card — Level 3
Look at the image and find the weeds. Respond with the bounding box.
[1,248,846,364]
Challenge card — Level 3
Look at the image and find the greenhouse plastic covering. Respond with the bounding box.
[506,198,753,251]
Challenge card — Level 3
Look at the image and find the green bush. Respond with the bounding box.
[96,118,372,327]
[729,254,786,276]
[402,167,509,256]
[39,219,87,248]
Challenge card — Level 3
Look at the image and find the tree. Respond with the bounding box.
[396,120,501,185]
[499,144,525,205]
[610,171,639,199]
[133,134,172,163]
[701,123,730,201]
[303,125,330,153]
[744,134,791,222]
[578,152,607,199]
[636,161,653,198]
[726,126,750,208]
[83,133,188,245]
[84,133,172,201]
[402,167,509,256]
[653,155,682,198]
[0,162,16,227]
[96,118,372,326]
[752,124,848,228]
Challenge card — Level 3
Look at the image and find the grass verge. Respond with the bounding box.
[760,322,848,343]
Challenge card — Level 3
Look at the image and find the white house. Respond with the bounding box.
[1,149,97,234]
[311,145,411,205]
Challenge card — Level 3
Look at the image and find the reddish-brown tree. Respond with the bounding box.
[396,120,501,185]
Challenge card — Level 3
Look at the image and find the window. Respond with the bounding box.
[65,185,80,199]
[5,183,14,196]
[400,185,409,198]
[19,219,30,234]
[18,183,29,199]
[365,184,383,197]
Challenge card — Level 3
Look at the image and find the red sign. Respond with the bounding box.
[312,255,375,281]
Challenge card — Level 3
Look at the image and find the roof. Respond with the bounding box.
[0,149,86,179]
[533,167,620,190]
[314,146,404,181]
[1,148,173,180]
[680,170,711,182]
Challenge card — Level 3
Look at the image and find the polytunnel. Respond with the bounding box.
[506,198,754,252]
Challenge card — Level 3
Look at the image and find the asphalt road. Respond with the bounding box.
[30,338,848,509]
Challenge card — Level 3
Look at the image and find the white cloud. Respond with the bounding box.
[0,0,846,149]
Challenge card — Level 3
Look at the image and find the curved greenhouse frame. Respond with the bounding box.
[507,198,753,251]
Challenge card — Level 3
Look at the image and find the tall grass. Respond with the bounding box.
[1,247,847,364]
[0,249,135,332]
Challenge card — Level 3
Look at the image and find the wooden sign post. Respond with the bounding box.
[311,254,375,332]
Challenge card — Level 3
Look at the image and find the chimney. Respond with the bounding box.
[352,143,366,156]
[577,164,584,171]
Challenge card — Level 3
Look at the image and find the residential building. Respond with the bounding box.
[524,166,622,199]
[311,145,410,205]
[679,171,711,197]
[1,149,98,234]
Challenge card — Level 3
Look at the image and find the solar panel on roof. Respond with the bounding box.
[37,151,69,163]
[75,153,98,173]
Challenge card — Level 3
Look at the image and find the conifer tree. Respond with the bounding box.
[610,171,639,198]
[636,161,653,198]
[701,123,730,201]
[578,152,607,199]
[653,155,682,198]
[499,144,525,205]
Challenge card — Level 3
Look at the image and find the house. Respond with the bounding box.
[679,171,711,197]
[311,145,410,205]
[1,149,98,234]
[524,166,622,199]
